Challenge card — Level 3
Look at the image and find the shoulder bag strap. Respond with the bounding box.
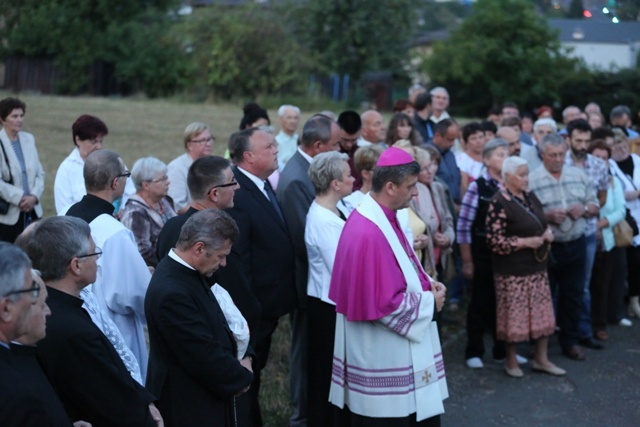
[0,140,13,185]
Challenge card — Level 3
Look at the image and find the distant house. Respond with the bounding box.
[548,19,640,70]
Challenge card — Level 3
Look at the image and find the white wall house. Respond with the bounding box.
[548,19,640,70]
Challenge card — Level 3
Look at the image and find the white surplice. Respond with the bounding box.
[89,214,151,381]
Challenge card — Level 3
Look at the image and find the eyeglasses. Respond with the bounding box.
[190,137,215,145]
[3,280,41,299]
[77,247,103,260]
[116,171,131,179]
[207,180,239,195]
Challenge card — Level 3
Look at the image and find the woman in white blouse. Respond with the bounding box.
[54,114,109,215]
[305,151,353,427]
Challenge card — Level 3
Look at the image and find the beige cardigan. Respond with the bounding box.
[0,128,45,224]
[410,181,455,275]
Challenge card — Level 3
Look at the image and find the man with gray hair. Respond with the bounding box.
[533,118,558,145]
[610,105,639,138]
[276,104,301,170]
[0,242,52,426]
[227,127,296,426]
[529,134,599,362]
[66,149,151,380]
[16,221,144,385]
[276,113,341,427]
[22,216,161,426]
[146,209,254,426]
[559,105,581,136]
[521,118,558,172]
[428,86,451,126]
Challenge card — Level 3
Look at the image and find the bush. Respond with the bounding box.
[557,68,640,118]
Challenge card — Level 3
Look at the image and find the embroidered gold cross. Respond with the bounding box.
[422,371,432,383]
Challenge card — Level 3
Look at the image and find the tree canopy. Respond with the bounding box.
[286,0,421,80]
[425,0,581,116]
[0,0,187,96]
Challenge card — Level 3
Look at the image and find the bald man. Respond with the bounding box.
[358,111,386,147]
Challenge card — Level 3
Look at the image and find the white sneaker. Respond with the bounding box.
[494,354,528,365]
[465,357,484,369]
[619,318,633,327]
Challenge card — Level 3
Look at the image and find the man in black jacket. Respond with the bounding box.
[21,216,161,427]
[0,242,51,427]
[146,209,254,427]
[226,127,297,426]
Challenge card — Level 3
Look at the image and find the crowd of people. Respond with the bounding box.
[0,89,639,427]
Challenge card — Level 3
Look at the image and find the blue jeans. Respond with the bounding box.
[549,236,587,350]
[577,233,597,339]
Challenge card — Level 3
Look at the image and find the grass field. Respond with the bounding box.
[12,92,323,218]
[6,91,300,426]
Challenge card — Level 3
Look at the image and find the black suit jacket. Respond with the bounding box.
[0,345,51,427]
[9,344,72,426]
[36,287,155,427]
[276,151,315,307]
[220,167,296,319]
[145,256,254,427]
[155,207,199,261]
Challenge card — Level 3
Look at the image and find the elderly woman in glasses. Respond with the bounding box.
[167,122,215,214]
[121,157,177,268]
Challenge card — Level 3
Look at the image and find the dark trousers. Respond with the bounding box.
[0,211,36,243]
[608,247,628,323]
[334,405,440,427]
[549,236,587,350]
[590,249,616,332]
[307,297,338,427]
[625,245,640,297]
[289,307,308,427]
[249,316,281,427]
[464,254,505,360]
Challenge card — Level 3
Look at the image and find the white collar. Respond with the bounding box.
[237,166,269,196]
[297,147,313,164]
[168,248,196,270]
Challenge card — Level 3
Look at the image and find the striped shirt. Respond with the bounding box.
[529,165,598,242]
[564,152,608,236]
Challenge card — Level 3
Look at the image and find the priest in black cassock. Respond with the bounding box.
[21,216,162,427]
[9,269,88,427]
[146,209,255,427]
[0,243,51,427]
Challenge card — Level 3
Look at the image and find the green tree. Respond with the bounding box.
[425,0,581,116]
[284,0,421,80]
[182,4,312,99]
[0,0,187,96]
